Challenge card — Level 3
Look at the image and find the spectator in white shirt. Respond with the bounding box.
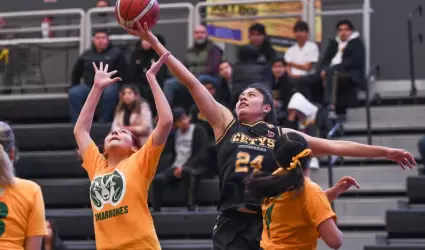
[284,21,319,100]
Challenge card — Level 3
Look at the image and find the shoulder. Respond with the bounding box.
[306,41,319,51]
[303,178,325,197]
[286,45,296,53]
[14,178,41,192]
[108,47,125,58]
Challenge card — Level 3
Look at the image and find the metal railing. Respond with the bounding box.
[308,0,373,75]
[407,5,423,97]
[194,0,308,26]
[0,9,86,54]
[364,64,380,145]
[86,3,194,50]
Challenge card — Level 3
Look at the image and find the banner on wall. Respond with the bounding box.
[205,0,322,52]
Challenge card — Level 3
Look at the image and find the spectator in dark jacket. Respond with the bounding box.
[163,24,222,109]
[68,30,128,123]
[128,34,168,114]
[42,220,67,250]
[152,108,209,211]
[319,19,365,119]
[231,45,270,107]
[248,23,277,65]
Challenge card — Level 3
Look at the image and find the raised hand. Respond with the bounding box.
[123,22,158,46]
[147,51,171,77]
[334,176,360,195]
[386,148,416,169]
[92,62,122,88]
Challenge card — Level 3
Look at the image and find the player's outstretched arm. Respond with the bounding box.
[146,52,173,146]
[73,62,122,155]
[280,127,416,170]
[124,23,234,140]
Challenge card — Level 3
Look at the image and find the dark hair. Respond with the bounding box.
[93,29,109,36]
[172,107,187,123]
[240,83,277,124]
[336,19,354,30]
[272,57,287,67]
[293,20,309,33]
[245,132,312,199]
[115,84,144,115]
[249,23,266,35]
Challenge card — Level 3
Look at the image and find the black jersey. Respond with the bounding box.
[216,119,282,213]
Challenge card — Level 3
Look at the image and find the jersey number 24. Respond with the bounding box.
[235,152,264,173]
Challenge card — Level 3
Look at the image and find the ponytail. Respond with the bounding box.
[245,133,312,199]
[0,144,15,186]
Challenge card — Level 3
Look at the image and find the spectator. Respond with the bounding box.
[248,23,276,64]
[68,30,127,123]
[270,58,289,125]
[163,24,223,108]
[112,84,153,146]
[128,35,168,114]
[96,0,109,7]
[319,19,365,119]
[152,108,209,211]
[284,21,319,99]
[42,220,67,250]
[231,45,270,107]
[216,60,233,108]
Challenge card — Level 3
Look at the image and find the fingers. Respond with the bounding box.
[143,22,149,31]
[107,70,117,77]
[339,176,360,189]
[398,161,405,170]
[405,152,417,166]
[104,64,109,73]
[136,22,144,33]
[92,62,98,71]
[111,77,122,83]
[99,62,104,71]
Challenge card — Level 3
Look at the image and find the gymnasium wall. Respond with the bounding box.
[1,0,424,81]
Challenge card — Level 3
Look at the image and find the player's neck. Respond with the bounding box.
[303,168,310,178]
[239,116,263,125]
[107,153,129,168]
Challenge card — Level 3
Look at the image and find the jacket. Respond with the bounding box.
[71,44,128,87]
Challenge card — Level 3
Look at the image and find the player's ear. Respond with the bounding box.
[263,104,271,114]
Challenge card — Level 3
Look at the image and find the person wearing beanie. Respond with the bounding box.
[248,23,277,64]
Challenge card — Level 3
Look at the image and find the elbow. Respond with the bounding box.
[325,231,343,249]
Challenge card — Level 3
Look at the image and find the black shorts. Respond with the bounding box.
[212,210,262,250]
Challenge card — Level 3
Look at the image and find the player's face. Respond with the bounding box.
[236,88,270,120]
[104,128,133,154]
[219,62,232,80]
[294,30,308,42]
[93,32,109,51]
[272,61,286,78]
[337,24,352,42]
[121,88,137,105]
[249,30,265,47]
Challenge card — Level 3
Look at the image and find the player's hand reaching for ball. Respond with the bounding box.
[92,62,122,88]
[334,176,360,195]
[124,22,158,46]
[385,148,416,169]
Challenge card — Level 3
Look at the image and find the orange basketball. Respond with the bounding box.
[115,0,160,31]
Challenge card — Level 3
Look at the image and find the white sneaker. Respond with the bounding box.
[309,157,320,169]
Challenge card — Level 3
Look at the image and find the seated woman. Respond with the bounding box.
[246,132,359,250]
[112,84,153,145]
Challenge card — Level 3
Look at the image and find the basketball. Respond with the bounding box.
[115,0,160,31]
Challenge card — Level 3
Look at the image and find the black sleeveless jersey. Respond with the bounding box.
[216,119,282,213]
